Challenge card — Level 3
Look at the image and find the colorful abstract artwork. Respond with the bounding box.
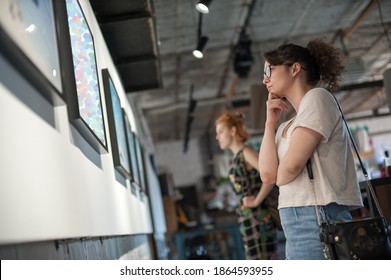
[65,0,106,148]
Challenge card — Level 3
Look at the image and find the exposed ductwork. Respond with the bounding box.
[89,0,162,92]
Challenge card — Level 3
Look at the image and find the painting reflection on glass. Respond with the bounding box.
[102,69,131,179]
[135,135,146,190]
[0,0,63,103]
[124,113,140,196]
[124,114,140,186]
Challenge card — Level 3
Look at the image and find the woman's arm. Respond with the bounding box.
[242,146,260,171]
[259,93,289,184]
[258,123,279,184]
[276,126,322,186]
[242,183,275,208]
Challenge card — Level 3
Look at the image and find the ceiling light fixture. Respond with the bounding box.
[233,0,256,77]
[233,32,254,77]
[195,0,212,14]
[192,36,209,59]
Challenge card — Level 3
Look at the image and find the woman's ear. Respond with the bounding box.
[230,126,237,137]
[291,62,302,76]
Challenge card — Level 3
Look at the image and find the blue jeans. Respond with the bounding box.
[279,203,352,260]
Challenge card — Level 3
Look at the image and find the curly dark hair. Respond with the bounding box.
[264,38,344,92]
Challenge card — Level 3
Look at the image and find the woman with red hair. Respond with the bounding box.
[215,112,277,259]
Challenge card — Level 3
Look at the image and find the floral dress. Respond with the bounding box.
[228,148,277,260]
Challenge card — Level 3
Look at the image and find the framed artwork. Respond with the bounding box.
[55,0,107,153]
[0,0,64,105]
[134,134,146,191]
[129,131,140,187]
[149,154,159,176]
[124,113,140,186]
[102,69,131,179]
[140,147,149,198]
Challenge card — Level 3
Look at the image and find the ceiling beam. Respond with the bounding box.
[339,80,383,91]
[343,0,380,40]
[144,95,250,115]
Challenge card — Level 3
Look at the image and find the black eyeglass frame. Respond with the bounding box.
[263,63,302,78]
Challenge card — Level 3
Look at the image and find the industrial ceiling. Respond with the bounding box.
[90,0,391,150]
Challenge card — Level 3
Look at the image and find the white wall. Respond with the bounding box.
[0,0,155,245]
[144,153,167,233]
[155,138,205,188]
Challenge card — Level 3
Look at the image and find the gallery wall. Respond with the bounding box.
[0,0,160,246]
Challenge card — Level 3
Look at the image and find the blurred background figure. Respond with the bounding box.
[215,112,278,259]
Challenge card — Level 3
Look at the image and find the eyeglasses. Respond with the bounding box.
[264,64,272,78]
[264,63,304,78]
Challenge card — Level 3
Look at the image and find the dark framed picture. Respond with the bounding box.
[149,154,159,176]
[55,0,107,153]
[139,145,148,202]
[129,131,140,187]
[0,0,64,105]
[124,116,138,197]
[123,113,140,185]
[134,134,146,191]
[102,69,131,179]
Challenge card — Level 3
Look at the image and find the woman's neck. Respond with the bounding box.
[230,141,245,156]
[287,83,314,112]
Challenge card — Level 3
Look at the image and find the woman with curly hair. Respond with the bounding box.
[253,38,363,259]
[215,112,278,259]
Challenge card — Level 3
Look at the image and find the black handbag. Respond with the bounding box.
[319,216,391,259]
[307,94,391,260]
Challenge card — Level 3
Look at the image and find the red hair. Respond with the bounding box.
[215,112,249,142]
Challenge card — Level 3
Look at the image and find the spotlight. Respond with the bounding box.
[192,36,209,59]
[195,0,212,14]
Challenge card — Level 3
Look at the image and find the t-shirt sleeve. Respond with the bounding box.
[294,88,340,143]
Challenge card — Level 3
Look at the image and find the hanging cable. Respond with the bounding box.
[183,84,197,153]
[233,0,257,78]
[193,12,209,59]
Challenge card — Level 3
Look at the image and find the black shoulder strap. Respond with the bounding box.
[306,92,384,218]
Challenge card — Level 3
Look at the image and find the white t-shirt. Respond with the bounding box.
[276,88,363,209]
